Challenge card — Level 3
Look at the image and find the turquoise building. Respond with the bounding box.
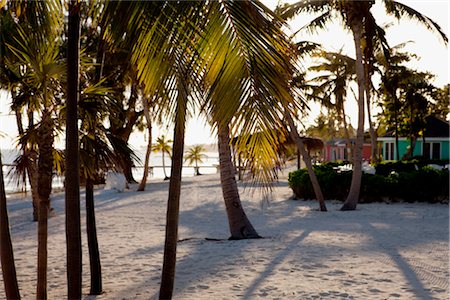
[378,116,449,161]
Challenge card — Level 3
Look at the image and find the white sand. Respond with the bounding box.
[1,168,448,299]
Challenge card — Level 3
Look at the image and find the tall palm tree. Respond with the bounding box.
[105,1,310,297]
[0,153,21,300]
[0,9,20,298]
[280,0,448,211]
[184,145,206,176]
[0,5,39,221]
[65,1,82,298]
[152,135,172,180]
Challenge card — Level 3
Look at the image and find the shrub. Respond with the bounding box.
[288,168,351,201]
[288,165,449,203]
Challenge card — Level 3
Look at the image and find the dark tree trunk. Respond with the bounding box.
[341,21,366,211]
[285,112,327,211]
[340,103,353,162]
[65,1,82,298]
[109,84,142,184]
[138,97,152,191]
[218,124,261,239]
[86,179,102,295]
[364,66,379,163]
[36,110,54,300]
[27,151,39,222]
[162,151,169,180]
[159,81,187,300]
[0,153,21,299]
[393,91,400,161]
[14,108,40,221]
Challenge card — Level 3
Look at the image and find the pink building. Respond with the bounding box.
[323,139,372,162]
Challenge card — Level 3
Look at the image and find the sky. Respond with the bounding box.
[1,0,449,150]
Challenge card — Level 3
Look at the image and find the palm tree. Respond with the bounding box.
[217,124,263,237]
[152,135,172,180]
[104,1,310,297]
[280,0,448,211]
[0,10,20,298]
[0,153,21,300]
[309,50,356,161]
[184,145,206,176]
[65,1,82,298]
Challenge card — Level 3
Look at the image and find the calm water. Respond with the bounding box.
[1,148,219,193]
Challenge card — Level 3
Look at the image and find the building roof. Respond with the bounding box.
[382,116,449,138]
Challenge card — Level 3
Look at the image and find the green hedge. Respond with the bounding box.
[374,159,449,176]
[288,166,449,203]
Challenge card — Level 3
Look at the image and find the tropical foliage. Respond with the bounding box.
[0,0,447,299]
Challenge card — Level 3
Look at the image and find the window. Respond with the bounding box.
[385,142,395,160]
[423,142,441,160]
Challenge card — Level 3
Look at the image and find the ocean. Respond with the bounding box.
[1,148,219,193]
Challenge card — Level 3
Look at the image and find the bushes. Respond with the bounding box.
[374,159,449,176]
[288,165,449,203]
[288,166,352,201]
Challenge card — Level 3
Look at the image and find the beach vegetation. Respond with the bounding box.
[289,165,449,203]
[279,0,447,211]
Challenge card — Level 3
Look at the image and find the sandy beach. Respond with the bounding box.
[1,168,448,299]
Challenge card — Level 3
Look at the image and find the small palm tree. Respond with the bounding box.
[152,135,172,180]
[184,145,206,176]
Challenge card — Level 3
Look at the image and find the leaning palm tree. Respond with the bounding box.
[152,135,172,180]
[184,145,206,176]
[105,1,314,298]
[280,0,448,211]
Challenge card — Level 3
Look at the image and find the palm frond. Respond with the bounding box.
[277,0,331,21]
[384,0,448,44]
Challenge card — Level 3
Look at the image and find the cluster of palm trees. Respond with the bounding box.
[0,1,447,299]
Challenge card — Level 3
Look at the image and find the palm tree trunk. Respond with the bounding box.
[341,21,366,211]
[341,104,353,162]
[194,161,199,176]
[162,151,169,180]
[27,151,39,222]
[218,124,261,239]
[159,80,187,300]
[138,98,152,191]
[36,110,54,300]
[364,67,378,163]
[14,108,40,221]
[0,153,21,300]
[285,112,327,211]
[86,179,102,295]
[65,1,82,298]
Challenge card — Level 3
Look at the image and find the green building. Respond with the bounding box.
[378,116,450,161]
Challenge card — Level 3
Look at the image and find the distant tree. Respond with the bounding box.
[184,145,206,176]
[431,84,449,120]
[152,135,172,180]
